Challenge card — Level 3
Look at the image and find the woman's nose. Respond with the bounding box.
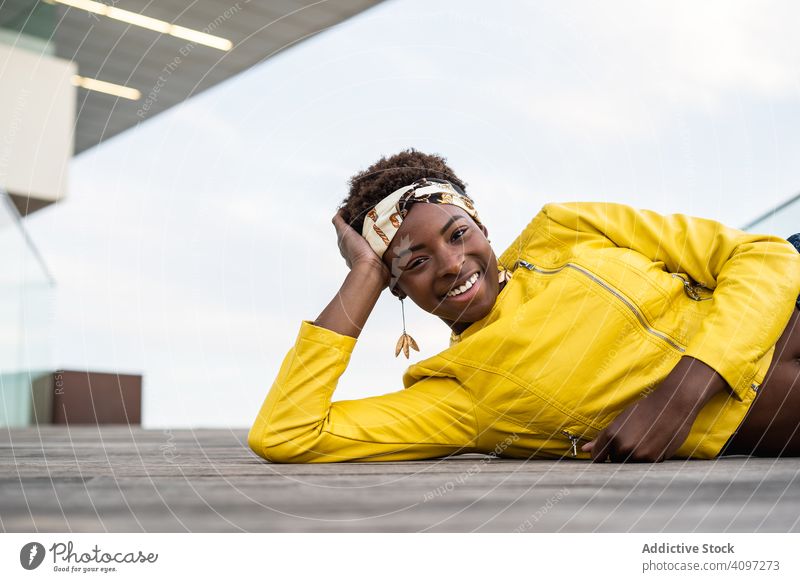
[437,248,465,278]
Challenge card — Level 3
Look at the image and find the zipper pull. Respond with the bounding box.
[671,273,696,299]
[561,429,579,457]
[516,260,535,271]
[671,273,710,301]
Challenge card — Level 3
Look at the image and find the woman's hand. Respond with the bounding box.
[582,357,727,462]
[332,210,391,288]
[312,210,393,339]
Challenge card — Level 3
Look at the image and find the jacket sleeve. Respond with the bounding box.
[247,320,478,463]
[539,201,800,401]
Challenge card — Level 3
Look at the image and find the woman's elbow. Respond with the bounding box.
[247,423,319,463]
[247,422,286,463]
[248,431,292,463]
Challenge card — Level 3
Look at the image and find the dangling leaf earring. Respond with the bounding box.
[395,297,419,358]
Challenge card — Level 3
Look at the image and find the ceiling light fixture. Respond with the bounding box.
[51,0,233,51]
[71,74,142,100]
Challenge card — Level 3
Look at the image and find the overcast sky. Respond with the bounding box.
[25,0,800,428]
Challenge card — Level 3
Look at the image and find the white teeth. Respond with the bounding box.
[446,272,480,297]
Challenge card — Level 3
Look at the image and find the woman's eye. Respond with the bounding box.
[405,228,467,271]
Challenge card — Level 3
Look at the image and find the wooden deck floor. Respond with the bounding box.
[2,426,800,532]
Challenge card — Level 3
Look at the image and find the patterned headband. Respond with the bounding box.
[361,178,482,259]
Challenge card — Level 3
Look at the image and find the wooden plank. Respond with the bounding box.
[2,427,799,532]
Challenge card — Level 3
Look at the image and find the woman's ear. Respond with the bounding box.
[480,223,489,240]
[390,286,407,300]
[389,280,407,300]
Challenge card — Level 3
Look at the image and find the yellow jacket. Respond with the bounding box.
[249,202,800,463]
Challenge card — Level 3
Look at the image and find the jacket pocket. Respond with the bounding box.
[515,259,687,353]
[477,402,596,460]
[508,259,686,430]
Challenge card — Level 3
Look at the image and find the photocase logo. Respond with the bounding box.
[20,542,46,570]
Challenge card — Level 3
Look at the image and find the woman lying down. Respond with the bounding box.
[248,149,800,463]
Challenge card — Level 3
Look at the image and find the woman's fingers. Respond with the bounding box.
[333,215,357,270]
[330,210,389,286]
[590,430,612,463]
[332,211,348,239]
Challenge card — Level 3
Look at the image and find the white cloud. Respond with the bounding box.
[468,0,800,140]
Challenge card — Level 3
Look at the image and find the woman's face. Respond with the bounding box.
[382,203,499,332]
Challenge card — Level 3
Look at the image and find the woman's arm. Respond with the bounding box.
[541,201,800,401]
[313,262,386,338]
[583,356,727,462]
[247,320,478,463]
[312,211,390,338]
[247,211,478,463]
[539,202,800,461]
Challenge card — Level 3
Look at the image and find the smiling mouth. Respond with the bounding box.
[442,270,481,299]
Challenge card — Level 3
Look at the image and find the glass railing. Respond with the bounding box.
[742,193,800,238]
[0,189,55,427]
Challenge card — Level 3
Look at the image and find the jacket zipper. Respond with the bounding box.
[561,429,583,457]
[671,273,712,301]
[515,260,686,353]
